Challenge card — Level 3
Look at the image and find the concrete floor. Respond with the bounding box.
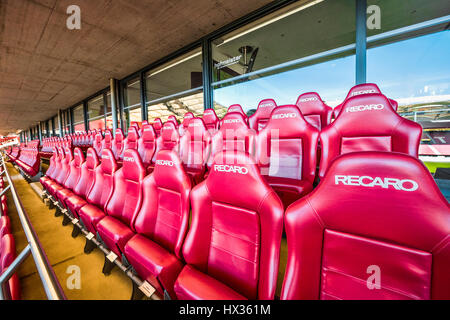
[5,163,132,300]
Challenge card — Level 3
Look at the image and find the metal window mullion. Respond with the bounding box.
[202,38,213,110]
[355,0,367,84]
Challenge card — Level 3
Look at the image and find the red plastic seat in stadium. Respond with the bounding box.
[46,147,73,198]
[0,216,11,238]
[55,148,84,206]
[179,112,195,136]
[40,147,59,192]
[249,99,278,132]
[207,112,256,169]
[149,122,180,173]
[0,234,20,300]
[224,104,248,124]
[202,109,220,135]
[112,128,125,160]
[138,120,150,136]
[137,124,157,174]
[102,129,113,151]
[124,150,191,298]
[179,118,211,184]
[96,149,145,257]
[65,148,100,219]
[122,127,139,154]
[295,92,333,130]
[174,151,284,300]
[319,93,422,179]
[78,149,118,235]
[93,131,103,157]
[167,115,179,127]
[333,83,399,118]
[152,118,163,137]
[281,151,450,300]
[256,105,319,208]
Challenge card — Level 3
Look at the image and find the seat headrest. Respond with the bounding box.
[206,151,273,210]
[130,122,140,129]
[100,149,117,175]
[86,148,99,169]
[152,118,163,127]
[142,120,149,126]
[104,129,113,142]
[227,104,246,117]
[121,149,145,182]
[263,105,311,134]
[64,146,73,161]
[94,132,103,142]
[220,112,249,131]
[253,99,278,118]
[295,92,328,114]
[127,127,138,142]
[182,112,195,127]
[345,83,381,100]
[161,122,179,142]
[202,108,219,122]
[141,124,156,142]
[185,117,208,139]
[73,147,85,166]
[168,115,179,124]
[153,150,189,191]
[115,128,124,141]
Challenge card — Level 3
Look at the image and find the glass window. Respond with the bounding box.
[366,0,450,159]
[123,77,142,130]
[87,95,106,130]
[73,104,85,132]
[211,0,356,116]
[105,91,115,130]
[48,118,53,136]
[41,121,47,138]
[146,47,204,123]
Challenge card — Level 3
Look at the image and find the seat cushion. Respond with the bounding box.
[97,216,134,256]
[174,265,247,300]
[265,176,313,208]
[55,188,75,206]
[65,195,88,218]
[124,234,184,298]
[46,182,64,197]
[78,204,106,234]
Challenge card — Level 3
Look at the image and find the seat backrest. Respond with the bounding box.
[134,150,191,257]
[137,124,157,167]
[93,132,103,156]
[153,122,180,162]
[105,149,145,227]
[208,112,256,168]
[86,149,118,210]
[296,92,333,130]
[45,148,58,178]
[182,151,284,299]
[256,105,319,185]
[281,151,450,300]
[167,115,179,127]
[124,127,139,152]
[0,234,20,300]
[62,147,84,190]
[179,112,195,136]
[103,129,113,150]
[47,147,60,180]
[319,93,422,178]
[152,118,163,137]
[55,147,73,185]
[227,104,247,119]
[73,148,99,198]
[112,128,125,160]
[249,99,278,132]
[202,108,219,134]
[180,118,211,174]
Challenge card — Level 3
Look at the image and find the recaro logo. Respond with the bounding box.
[156,160,174,166]
[334,175,419,192]
[223,119,240,124]
[299,97,318,102]
[260,102,275,108]
[124,156,135,162]
[143,127,152,131]
[214,165,249,175]
[351,89,377,96]
[103,155,110,160]
[272,113,297,120]
[163,127,172,130]
[189,122,201,127]
[346,104,384,113]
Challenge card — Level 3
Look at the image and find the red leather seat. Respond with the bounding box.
[121,127,139,156]
[174,151,284,300]
[167,115,179,128]
[223,104,248,124]
[102,129,113,151]
[333,83,399,119]
[0,216,11,238]
[46,147,73,198]
[96,149,145,257]
[65,148,100,218]
[179,112,195,136]
[152,118,163,137]
[180,118,211,184]
[207,112,256,169]
[319,93,422,179]
[256,105,319,208]
[295,92,333,131]
[55,148,84,206]
[40,147,59,191]
[78,149,118,234]
[124,150,191,298]
[93,132,103,157]
[112,128,125,161]
[0,234,20,300]
[150,122,180,173]
[137,124,157,174]
[281,151,450,300]
[202,109,219,134]
[249,99,278,132]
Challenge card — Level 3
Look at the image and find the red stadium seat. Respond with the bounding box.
[0,234,20,300]
[256,105,319,208]
[202,108,219,134]
[55,148,84,206]
[46,147,73,198]
[319,93,422,178]
[150,122,180,173]
[112,128,125,160]
[124,150,191,298]
[0,216,11,238]
[167,115,179,128]
[227,104,247,120]
[179,118,211,184]
[96,149,145,257]
[281,151,450,300]
[295,92,333,130]
[102,129,113,151]
[152,118,163,137]
[137,124,157,174]
[179,112,195,136]
[249,99,278,132]
[93,132,104,157]
[78,149,118,235]
[174,151,284,300]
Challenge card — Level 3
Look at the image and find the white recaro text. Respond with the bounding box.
[272,113,297,119]
[156,160,174,166]
[124,157,135,162]
[346,104,384,113]
[334,175,418,191]
[299,97,318,102]
[214,165,249,174]
[351,89,377,96]
[223,119,240,124]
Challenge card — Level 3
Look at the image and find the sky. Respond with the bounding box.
[214,30,450,111]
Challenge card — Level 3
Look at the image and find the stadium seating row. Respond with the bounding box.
[6,141,41,179]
